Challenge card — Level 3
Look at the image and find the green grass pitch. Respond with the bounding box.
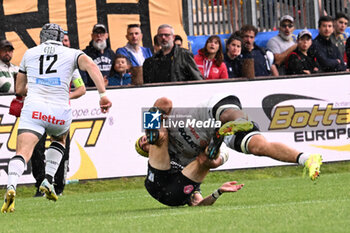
[1,161,350,233]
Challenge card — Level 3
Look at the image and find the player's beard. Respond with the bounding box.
[93,40,107,51]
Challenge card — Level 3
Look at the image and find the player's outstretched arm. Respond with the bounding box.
[78,54,112,113]
[191,181,244,206]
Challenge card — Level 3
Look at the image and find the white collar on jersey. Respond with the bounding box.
[43,40,63,46]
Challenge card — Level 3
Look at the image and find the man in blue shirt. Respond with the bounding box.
[116,24,152,67]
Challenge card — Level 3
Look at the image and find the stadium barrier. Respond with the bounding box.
[0,73,349,185]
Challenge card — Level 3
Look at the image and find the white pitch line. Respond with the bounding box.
[118,198,350,220]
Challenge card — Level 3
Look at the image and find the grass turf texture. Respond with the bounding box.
[1,161,350,233]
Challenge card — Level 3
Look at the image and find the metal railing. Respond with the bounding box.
[183,0,350,35]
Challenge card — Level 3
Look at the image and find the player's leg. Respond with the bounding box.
[248,134,322,180]
[248,134,300,162]
[2,131,41,213]
[227,122,322,180]
[31,132,46,197]
[146,97,172,144]
[54,133,70,195]
[39,132,68,201]
[206,95,253,159]
[148,127,171,170]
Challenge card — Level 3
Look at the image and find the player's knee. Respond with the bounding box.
[248,135,269,155]
[219,109,246,123]
[230,121,261,154]
[154,97,172,115]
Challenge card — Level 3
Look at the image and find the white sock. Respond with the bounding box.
[297,153,309,165]
[7,155,25,190]
[45,142,64,178]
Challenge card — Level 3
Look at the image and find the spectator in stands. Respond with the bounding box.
[224,34,243,78]
[266,15,297,75]
[0,40,18,93]
[143,24,203,83]
[107,54,132,86]
[174,34,183,47]
[194,35,228,80]
[153,35,162,53]
[62,32,71,47]
[240,25,279,77]
[311,16,347,72]
[116,24,152,67]
[81,24,116,87]
[285,29,320,75]
[330,12,349,57]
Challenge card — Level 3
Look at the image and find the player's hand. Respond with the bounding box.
[99,96,112,113]
[219,181,244,193]
[9,95,24,117]
[197,152,222,168]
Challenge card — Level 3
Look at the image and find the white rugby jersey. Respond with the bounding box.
[19,40,84,105]
[166,94,241,166]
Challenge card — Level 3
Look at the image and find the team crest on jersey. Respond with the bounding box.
[183,185,194,194]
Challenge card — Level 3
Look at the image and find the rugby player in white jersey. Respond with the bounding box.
[135,95,322,206]
[1,23,112,213]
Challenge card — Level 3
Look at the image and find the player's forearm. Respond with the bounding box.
[78,54,106,94]
[87,65,106,94]
[195,189,223,206]
[69,86,86,99]
[15,72,27,96]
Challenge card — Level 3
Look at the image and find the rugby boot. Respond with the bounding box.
[1,186,16,213]
[304,154,322,181]
[206,130,224,160]
[39,179,58,201]
[218,118,254,136]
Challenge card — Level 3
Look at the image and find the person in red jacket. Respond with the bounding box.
[194,35,228,80]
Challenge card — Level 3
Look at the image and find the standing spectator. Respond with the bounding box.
[240,25,279,77]
[81,24,116,87]
[116,24,152,67]
[285,29,320,75]
[143,24,203,83]
[0,40,18,93]
[107,54,132,86]
[224,35,243,78]
[194,35,228,80]
[311,16,347,72]
[266,15,297,75]
[330,12,349,57]
[174,35,183,47]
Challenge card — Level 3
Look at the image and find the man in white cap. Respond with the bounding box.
[266,15,297,75]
